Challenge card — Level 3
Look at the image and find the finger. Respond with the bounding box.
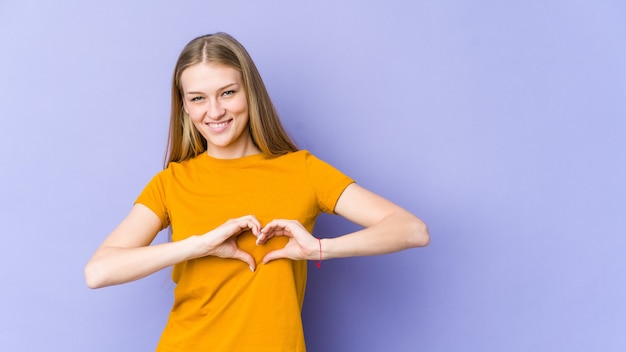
[226,217,261,239]
[242,218,261,237]
[260,220,295,236]
[262,248,290,264]
[257,225,291,245]
[232,249,256,272]
[265,219,305,235]
[262,219,290,231]
[241,215,262,237]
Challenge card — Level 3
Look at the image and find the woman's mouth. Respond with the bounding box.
[207,119,232,132]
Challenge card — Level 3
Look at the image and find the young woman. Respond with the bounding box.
[85,32,429,352]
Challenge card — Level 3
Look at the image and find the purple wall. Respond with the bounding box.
[1,1,625,351]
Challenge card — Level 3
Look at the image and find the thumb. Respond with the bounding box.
[232,249,256,272]
[262,248,288,264]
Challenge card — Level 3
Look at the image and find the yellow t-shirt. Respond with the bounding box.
[136,150,354,352]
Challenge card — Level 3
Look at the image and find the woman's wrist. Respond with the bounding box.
[314,238,323,268]
[186,234,213,260]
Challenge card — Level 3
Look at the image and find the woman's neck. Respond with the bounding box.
[205,136,261,159]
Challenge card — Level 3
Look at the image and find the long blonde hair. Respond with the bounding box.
[164,32,298,167]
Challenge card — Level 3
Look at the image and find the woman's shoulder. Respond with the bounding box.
[271,150,342,174]
[280,149,311,158]
[165,152,207,170]
[269,149,318,165]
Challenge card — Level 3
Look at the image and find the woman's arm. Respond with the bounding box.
[323,183,429,258]
[84,204,261,289]
[259,183,429,263]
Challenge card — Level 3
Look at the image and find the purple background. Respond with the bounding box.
[1,1,625,351]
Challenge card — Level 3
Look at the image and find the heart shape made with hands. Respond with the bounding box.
[214,217,317,270]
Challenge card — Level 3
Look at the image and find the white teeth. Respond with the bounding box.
[208,121,229,128]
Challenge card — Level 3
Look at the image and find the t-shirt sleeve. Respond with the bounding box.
[134,170,170,229]
[305,152,355,214]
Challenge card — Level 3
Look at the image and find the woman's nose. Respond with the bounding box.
[207,101,225,119]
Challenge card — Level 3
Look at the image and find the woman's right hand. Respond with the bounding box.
[192,215,261,272]
[85,209,262,289]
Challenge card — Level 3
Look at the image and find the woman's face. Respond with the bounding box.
[181,62,255,158]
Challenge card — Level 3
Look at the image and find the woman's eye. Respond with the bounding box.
[190,96,204,102]
[222,90,235,97]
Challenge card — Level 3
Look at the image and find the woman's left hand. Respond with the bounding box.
[257,219,319,264]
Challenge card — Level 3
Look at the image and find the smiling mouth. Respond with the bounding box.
[207,119,232,129]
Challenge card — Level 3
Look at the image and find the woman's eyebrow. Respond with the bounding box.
[185,83,239,95]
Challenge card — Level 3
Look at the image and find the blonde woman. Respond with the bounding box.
[85,32,429,352]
